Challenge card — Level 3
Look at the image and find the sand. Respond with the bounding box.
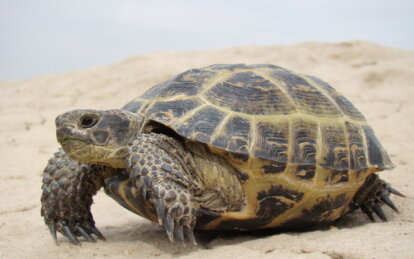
[1,41,413,258]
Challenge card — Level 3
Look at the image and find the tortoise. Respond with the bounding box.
[41,64,404,245]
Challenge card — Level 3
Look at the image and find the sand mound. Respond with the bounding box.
[1,41,413,258]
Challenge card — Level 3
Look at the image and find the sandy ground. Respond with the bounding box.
[1,41,413,258]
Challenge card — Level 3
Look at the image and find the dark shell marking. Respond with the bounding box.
[307,75,366,121]
[213,185,305,230]
[363,126,392,169]
[176,107,226,143]
[254,121,289,164]
[320,124,349,170]
[271,70,342,116]
[261,161,286,174]
[141,69,217,99]
[212,116,251,153]
[281,193,350,229]
[123,100,144,113]
[145,99,200,123]
[345,121,368,171]
[205,71,295,115]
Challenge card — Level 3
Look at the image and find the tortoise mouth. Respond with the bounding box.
[59,137,90,145]
[60,138,91,158]
[56,124,92,146]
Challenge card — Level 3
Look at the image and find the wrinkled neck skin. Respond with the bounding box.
[91,146,129,169]
[56,109,144,169]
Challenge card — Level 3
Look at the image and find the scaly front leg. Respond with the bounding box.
[125,133,202,245]
[41,149,108,245]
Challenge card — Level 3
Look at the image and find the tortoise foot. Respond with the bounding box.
[354,174,405,222]
[151,183,198,245]
[41,150,105,245]
[46,220,105,245]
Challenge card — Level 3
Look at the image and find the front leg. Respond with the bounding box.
[125,133,202,245]
[41,149,110,245]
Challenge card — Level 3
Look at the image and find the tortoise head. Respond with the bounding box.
[55,109,145,168]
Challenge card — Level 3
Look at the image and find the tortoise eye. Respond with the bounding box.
[80,115,98,128]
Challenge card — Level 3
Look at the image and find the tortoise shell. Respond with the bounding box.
[122,64,392,229]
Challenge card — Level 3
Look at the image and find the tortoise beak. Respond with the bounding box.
[55,111,74,128]
[56,112,75,143]
[55,111,91,145]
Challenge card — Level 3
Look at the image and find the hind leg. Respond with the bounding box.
[353,174,405,221]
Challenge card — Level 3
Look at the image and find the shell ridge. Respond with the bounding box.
[169,100,207,126]
[209,113,234,145]
[248,117,258,158]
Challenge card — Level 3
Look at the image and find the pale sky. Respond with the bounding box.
[1,0,413,80]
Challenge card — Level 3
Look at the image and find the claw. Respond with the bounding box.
[362,207,376,222]
[141,187,147,200]
[388,186,406,198]
[48,223,58,245]
[366,211,376,222]
[78,226,97,243]
[185,226,197,245]
[165,215,174,242]
[143,176,152,188]
[62,226,81,245]
[174,224,185,245]
[90,225,106,241]
[372,204,387,221]
[155,199,165,225]
[380,195,399,213]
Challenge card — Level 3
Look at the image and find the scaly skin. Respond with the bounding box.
[41,149,110,245]
[125,133,202,244]
[352,174,405,221]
